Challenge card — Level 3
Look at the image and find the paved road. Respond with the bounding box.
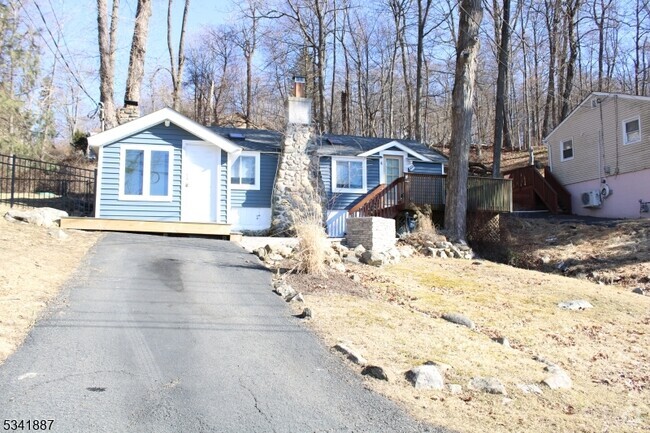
[0,233,446,433]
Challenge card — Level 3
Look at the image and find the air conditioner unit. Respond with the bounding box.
[581,190,602,208]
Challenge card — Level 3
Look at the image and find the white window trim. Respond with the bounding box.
[622,116,641,145]
[231,151,261,190]
[118,144,174,201]
[379,150,408,184]
[332,156,367,194]
[560,138,574,162]
[441,163,446,175]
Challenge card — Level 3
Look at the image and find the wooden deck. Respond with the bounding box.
[349,173,512,218]
[503,165,571,213]
[61,217,232,237]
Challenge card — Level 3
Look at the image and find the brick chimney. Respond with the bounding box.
[270,76,323,235]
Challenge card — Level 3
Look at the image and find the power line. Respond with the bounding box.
[16,0,98,106]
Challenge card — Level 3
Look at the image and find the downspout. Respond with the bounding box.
[614,95,620,175]
[598,98,605,185]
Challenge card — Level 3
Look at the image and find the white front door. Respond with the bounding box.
[384,156,403,184]
[181,142,220,222]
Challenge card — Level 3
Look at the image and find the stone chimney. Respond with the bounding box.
[270,77,323,235]
[116,100,141,125]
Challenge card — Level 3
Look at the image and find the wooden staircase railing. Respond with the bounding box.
[348,177,406,218]
[544,166,572,214]
[504,165,566,213]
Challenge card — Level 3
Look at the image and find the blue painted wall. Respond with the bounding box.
[231,153,278,208]
[99,123,229,223]
[412,160,443,175]
[320,157,380,210]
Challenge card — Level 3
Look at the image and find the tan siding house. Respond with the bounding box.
[546,93,650,219]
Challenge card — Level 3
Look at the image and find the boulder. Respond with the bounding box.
[274,283,297,300]
[334,343,367,366]
[469,377,507,395]
[330,262,346,273]
[5,207,68,227]
[295,308,312,319]
[361,365,389,381]
[492,337,510,348]
[353,244,366,257]
[360,251,385,267]
[344,255,360,264]
[632,287,647,295]
[447,384,463,395]
[288,293,304,303]
[441,313,476,330]
[558,300,593,311]
[253,247,267,259]
[397,245,415,258]
[48,228,68,240]
[405,365,445,390]
[542,365,572,389]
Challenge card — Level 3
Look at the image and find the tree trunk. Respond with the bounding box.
[560,0,581,121]
[124,0,152,104]
[444,0,483,242]
[168,0,191,110]
[415,0,433,142]
[96,0,119,129]
[492,0,510,178]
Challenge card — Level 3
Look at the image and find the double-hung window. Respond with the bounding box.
[560,139,574,162]
[623,117,641,144]
[119,145,173,201]
[231,152,260,190]
[332,157,366,193]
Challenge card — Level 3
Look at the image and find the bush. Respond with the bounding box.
[289,193,328,275]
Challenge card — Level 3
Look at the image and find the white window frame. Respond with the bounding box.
[231,151,261,190]
[332,157,367,194]
[560,138,574,162]
[622,116,641,145]
[118,144,174,201]
[379,150,408,184]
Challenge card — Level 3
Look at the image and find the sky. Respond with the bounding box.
[25,0,234,131]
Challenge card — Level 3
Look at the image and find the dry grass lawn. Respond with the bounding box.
[0,205,100,364]
[289,257,650,433]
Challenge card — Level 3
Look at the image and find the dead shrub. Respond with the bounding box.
[289,193,328,275]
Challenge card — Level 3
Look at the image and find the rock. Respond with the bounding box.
[353,245,366,257]
[274,284,297,300]
[5,207,67,227]
[469,377,507,395]
[266,253,284,262]
[288,293,304,303]
[349,273,361,283]
[492,337,510,348]
[334,343,367,366]
[330,262,346,272]
[385,248,401,263]
[253,247,267,259]
[447,384,463,395]
[405,365,445,390]
[441,313,476,330]
[632,287,646,295]
[295,308,312,319]
[540,255,551,264]
[397,245,415,258]
[344,255,360,264]
[517,384,543,395]
[361,365,389,381]
[424,360,452,373]
[426,247,437,256]
[558,300,593,310]
[331,243,349,255]
[276,245,294,258]
[360,251,385,267]
[542,365,572,389]
[48,228,68,240]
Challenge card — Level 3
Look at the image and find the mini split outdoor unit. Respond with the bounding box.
[581,190,602,208]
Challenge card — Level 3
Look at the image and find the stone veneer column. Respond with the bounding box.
[270,122,323,236]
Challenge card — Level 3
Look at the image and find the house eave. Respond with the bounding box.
[356,140,432,162]
[88,107,242,154]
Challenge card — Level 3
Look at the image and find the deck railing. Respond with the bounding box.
[544,166,572,214]
[349,173,512,217]
[505,165,569,214]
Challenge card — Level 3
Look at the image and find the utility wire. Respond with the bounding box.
[17,0,98,106]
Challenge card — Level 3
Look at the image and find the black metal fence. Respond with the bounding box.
[0,153,96,216]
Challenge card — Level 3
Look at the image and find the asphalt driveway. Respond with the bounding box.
[0,232,445,432]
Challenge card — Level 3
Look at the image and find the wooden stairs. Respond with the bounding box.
[503,165,571,214]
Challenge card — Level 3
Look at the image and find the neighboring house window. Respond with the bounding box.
[231,152,260,190]
[120,146,173,201]
[332,157,366,193]
[560,139,574,161]
[623,117,641,144]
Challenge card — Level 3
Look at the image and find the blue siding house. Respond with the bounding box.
[88,107,447,237]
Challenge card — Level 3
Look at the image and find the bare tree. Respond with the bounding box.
[124,0,152,105]
[559,0,581,121]
[444,0,483,242]
[167,0,191,110]
[96,0,119,129]
[492,0,510,177]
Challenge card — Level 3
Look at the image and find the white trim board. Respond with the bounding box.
[357,140,431,162]
[88,107,242,155]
